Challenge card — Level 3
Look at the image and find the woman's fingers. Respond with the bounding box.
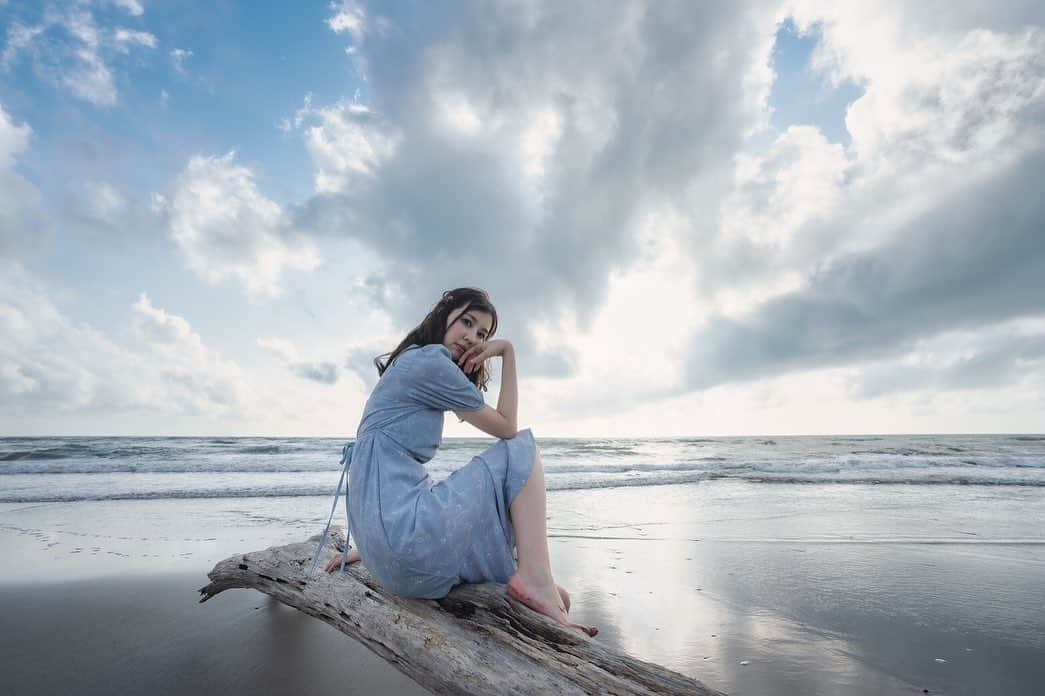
[467,348,494,373]
[459,344,488,372]
[458,346,474,365]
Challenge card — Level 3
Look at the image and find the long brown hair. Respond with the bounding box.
[375,288,499,390]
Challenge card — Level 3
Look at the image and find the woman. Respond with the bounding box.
[314,287,596,637]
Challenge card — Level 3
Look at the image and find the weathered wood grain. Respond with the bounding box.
[199,529,726,695]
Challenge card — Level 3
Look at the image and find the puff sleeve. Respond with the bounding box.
[406,344,487,412]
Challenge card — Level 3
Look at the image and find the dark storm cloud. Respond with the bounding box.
[292,0,777,371]
[684,151,1045,390]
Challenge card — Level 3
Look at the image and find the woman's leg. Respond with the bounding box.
[507,449,596,636]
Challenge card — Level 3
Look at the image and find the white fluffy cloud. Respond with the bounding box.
[290,98,401,195]
[131,293,247,413]
[0,264,252,428]
[112,27,156,53]
[0,264,244,418]
[0,102,46,255]
[163,151,320,298]
[0,260,139,411]
[0,101,31,174]
[327,1,367,40]
[1,3,156,107]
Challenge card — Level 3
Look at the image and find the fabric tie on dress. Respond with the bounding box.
[307,441,355,578]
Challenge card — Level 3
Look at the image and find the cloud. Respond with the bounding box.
[0,4,156,107]
[258,336,340,385]
[343,343,387,390]
[670,6,1045,398]
[0,102,46,255]
[170,47,192,74]
[0,265,247,418]
[163,151,320,298]
[724,126,848,249]
[850,319,1045,399]
[0,260,136,411]
[287,1,780,376]
[685,150,1045,390]
[327,1,367,40]
[0,100,31,173]
[130,292,247,414]
[108,0,145,17]
[0,21,44,70]
[79,180,128,223]
[112,28,156,53]
[290,362,339,384]
[291,98,400,194]
[257,336,299,363]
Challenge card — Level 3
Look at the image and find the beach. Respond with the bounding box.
[2,435,1044,695]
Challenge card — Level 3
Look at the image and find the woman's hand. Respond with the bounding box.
[458,338,512,374]
[324,548,361,572]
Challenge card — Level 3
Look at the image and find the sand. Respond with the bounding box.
[0,573,428,695]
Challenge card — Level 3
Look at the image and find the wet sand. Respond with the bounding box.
[547,482,1045,695]
[0,573,428,696]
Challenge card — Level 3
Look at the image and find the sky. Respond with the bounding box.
[1,0,1044,437]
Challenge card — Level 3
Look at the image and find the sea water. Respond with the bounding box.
[2,433,1043,503]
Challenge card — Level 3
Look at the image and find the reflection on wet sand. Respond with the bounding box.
[546,481,1045,696]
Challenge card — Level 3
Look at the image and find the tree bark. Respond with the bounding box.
[199,529,726,695]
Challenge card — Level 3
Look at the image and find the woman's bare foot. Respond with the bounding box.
[557,584,570,613]
[508,572,596,637]
[324,547,361,573]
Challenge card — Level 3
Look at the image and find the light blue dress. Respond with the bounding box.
[310,343,536,599]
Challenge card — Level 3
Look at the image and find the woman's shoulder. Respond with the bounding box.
[419,344,452,359]
[396,343,452,367]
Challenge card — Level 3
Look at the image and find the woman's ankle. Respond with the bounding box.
[512,563,555,588]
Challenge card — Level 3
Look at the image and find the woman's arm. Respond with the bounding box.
[455,339,518,439]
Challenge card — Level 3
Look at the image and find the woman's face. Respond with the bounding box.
[443,305,493,361]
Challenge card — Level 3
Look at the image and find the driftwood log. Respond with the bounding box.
[199,529,725,695]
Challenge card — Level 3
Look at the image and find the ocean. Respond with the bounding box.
[3,433,1044,503]
[2,433,1044,695]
